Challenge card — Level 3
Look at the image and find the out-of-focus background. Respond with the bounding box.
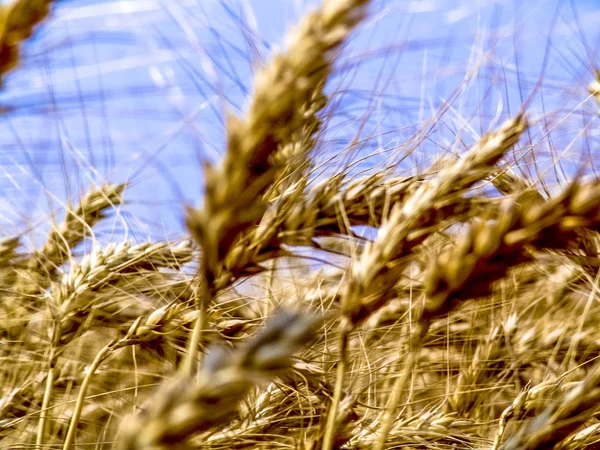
[0,0,598,245]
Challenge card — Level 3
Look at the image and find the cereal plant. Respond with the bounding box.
[1,0,600,449]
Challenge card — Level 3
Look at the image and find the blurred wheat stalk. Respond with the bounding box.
[2,0,600,449]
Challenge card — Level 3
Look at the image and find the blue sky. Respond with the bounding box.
[0,0,598,247]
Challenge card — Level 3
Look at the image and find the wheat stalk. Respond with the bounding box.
[321,114,528,450]
[183,0,372,376]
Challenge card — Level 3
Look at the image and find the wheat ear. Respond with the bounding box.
[321,114,528,450]
[501,363,600,450]
[183,0,372,375]
[118,310,318,449]
[4,183,125,341]
[0,0,56,84]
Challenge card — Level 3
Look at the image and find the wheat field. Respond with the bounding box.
[1,0,600,449]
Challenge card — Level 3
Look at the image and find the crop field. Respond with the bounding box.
[1,0,600,449]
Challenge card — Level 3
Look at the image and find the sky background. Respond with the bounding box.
[0,0,598,247]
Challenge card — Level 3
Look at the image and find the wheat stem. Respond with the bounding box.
[321,320,350,450]
[62,344,112,450]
